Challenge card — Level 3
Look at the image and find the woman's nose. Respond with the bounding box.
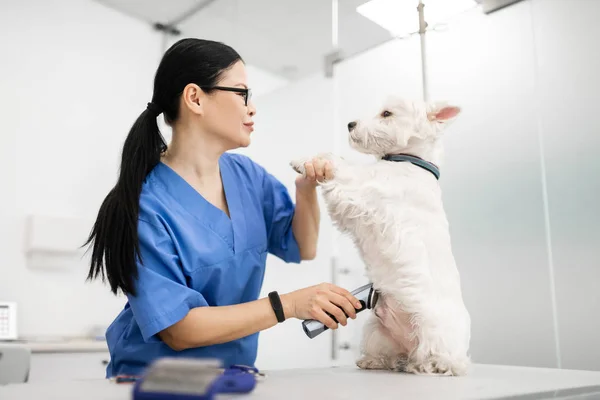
[248,100,257,116]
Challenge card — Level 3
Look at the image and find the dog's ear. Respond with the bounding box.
[427,104,461,122]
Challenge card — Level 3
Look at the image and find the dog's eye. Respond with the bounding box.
[381,110,392,118]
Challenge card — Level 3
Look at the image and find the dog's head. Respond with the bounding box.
[347,97,461,157]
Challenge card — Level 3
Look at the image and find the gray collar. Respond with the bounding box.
[382,154,440,180]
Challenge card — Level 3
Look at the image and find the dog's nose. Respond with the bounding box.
[347,121,357,131]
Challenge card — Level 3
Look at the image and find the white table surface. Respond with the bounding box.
[2,338,108,353]
[2,364,600,400]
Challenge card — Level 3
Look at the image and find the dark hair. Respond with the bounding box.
[84,38,243,296]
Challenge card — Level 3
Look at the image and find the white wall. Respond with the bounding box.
[0,0,162,338]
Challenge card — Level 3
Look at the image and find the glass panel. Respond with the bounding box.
[531,0,600,371]
[329,0,588,370]
[426,2,558,368]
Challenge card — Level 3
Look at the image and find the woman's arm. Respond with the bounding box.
[292,185,320,260]
[291,157,333,260]
[159,283,361,351]
[159,296,285,350]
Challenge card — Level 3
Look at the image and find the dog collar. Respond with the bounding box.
[382,154,440,180]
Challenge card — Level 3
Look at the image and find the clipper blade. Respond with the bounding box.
[367,287,380,309]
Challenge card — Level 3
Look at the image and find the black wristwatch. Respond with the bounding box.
[268,291,285,323]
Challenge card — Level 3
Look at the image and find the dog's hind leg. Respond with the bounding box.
[403,306,471,376]
[357,312,407,371]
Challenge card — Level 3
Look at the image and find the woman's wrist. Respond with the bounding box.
[294,175,318,193]
[295,182,318,203]
[279,292,296,320]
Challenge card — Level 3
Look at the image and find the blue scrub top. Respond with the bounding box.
[104,152,301,377]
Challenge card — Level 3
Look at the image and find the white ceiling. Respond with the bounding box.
[94,0,394,82]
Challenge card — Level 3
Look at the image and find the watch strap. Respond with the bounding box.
[268,291,285,323]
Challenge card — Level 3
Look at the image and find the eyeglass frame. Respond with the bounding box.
[201,86,252,106]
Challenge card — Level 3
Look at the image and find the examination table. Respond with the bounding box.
[1,363,600,399]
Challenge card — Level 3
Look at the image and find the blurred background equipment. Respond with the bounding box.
[0,344,31,384]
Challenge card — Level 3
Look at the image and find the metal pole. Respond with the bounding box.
[330,0,340,363]
[332,0,339,49]
[417,0,429,101]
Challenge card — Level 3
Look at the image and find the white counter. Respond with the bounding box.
[1,338,108,354]
[25,339,107,354]
[1,363,600,400]
[1,338,110,383]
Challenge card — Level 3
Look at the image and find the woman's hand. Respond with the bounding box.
[294,156,334,191]
[282,283,363,329]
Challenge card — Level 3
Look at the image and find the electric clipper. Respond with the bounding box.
[301,282,379,339]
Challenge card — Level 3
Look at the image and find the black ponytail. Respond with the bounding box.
[85,105,165,295]
[85,38,242,296]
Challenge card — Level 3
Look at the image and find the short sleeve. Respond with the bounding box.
[127,219,208,343]
[261,169,301,263]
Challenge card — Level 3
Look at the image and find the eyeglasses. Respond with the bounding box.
[202,86,252,106]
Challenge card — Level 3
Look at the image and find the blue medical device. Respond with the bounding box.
[131,358,260,400]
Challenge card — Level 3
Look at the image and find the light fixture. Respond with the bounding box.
[356,0,478,37]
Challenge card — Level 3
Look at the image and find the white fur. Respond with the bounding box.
[291,97,471,376]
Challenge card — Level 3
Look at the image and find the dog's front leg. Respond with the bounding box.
[290,152,351,183]
[290,154,367,231]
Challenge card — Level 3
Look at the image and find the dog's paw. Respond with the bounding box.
[391,356,409,373]
[290,154,339,177]
[405,359,446,376]
[405,355,468,376]
[290,153,340,169]
[289,157,309,175]
[356,356,387,370]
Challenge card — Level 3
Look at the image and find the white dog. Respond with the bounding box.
[290,98,471,376]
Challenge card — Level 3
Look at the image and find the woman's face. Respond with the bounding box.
[200,60,257,149]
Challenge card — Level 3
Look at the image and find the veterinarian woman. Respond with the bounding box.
[85,38,362,378]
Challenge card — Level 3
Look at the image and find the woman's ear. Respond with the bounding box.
[182,83,204,116]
